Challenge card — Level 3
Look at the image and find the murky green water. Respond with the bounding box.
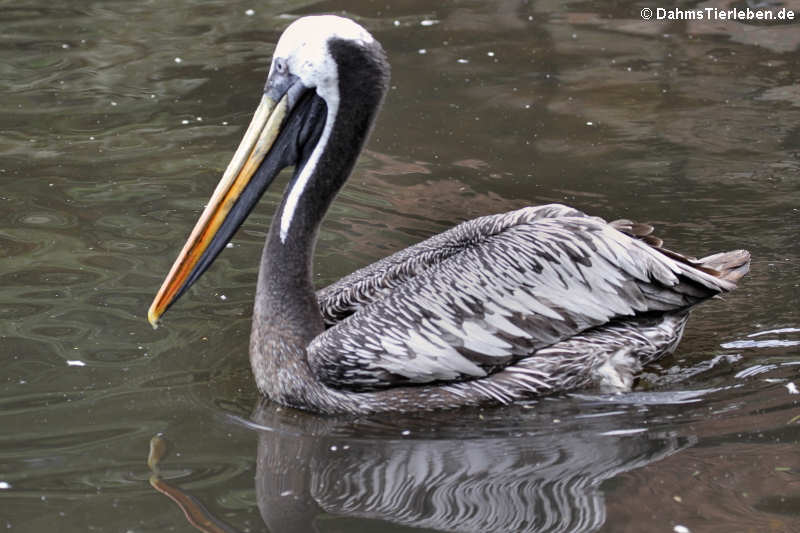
[1,0,799,531]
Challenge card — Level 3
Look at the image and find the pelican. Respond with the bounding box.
[148,15,749,414]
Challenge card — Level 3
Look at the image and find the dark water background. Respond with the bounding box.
[1,0,799,531]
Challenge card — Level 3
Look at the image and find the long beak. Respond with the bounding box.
[148,93,289,328]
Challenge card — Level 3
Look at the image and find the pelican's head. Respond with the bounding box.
[267,16,375,107]
[148,16,388,327]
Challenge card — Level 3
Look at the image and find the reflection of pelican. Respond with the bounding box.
[148,16,749,414]
[249,400,693,533]
[145,402,694,532]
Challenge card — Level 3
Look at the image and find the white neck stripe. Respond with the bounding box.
[273,16,368,243]
[279,99,337,243]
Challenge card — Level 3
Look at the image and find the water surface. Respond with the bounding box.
[1,0,799,531]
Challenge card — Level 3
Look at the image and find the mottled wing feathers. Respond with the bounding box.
[309,205,738,391]
[316,204,596,324]
[440,311,690,404]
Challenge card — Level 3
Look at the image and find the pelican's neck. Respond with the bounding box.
[250,38,389,405]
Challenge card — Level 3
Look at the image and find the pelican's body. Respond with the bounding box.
[149,16,749,414]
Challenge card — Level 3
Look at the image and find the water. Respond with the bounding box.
[1,0,798,531]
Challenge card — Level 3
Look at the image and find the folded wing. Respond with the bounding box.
[310,205,743,391]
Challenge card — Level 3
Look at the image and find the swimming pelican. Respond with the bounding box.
[148,15,749,414]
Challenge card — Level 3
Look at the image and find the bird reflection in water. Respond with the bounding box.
[147,434,239,533]
[147,399,693,533]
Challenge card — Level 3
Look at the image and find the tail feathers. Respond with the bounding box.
[696,249,751,284]
[611,218,750,287]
